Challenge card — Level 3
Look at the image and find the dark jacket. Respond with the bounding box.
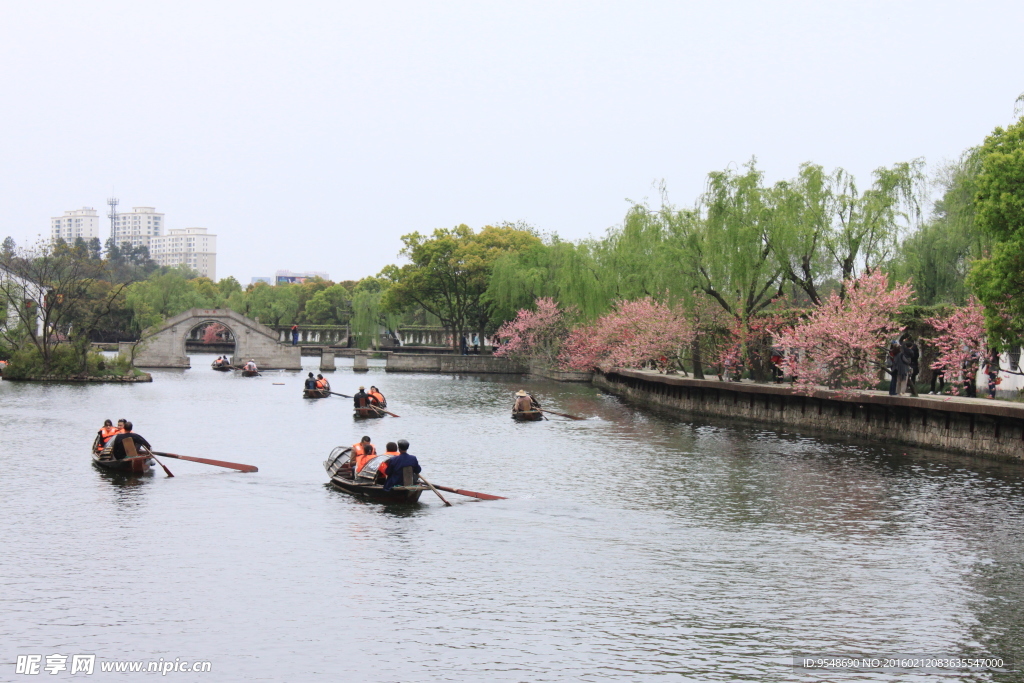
[304,377,317,390]
[110,432,152,460]
[383,453,421,490]
[353,390,369,408]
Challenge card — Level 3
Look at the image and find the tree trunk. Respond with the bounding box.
[691,337,705,379]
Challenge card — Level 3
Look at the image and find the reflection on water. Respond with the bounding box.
[2,353,1024,682]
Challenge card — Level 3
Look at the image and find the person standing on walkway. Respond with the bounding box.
[291,324,299,346]
[904,337,920,397]
[963,350,979,397]
[985,348,1001,399]
[895,340,914,396]
[886,341,900,396]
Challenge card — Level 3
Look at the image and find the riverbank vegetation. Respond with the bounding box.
[4,108,1024,390]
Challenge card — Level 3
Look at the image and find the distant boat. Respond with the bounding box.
[91,435,153,475]
[512,409,544,421]
[211,362,232,372]
[303,388,330,399]
[241,369,260,377]
[323,447,426,503]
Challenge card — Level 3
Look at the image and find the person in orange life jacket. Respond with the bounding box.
[383,440,421,491]
[377,441,401,479]
[244,359,258,372]
[304,372,317,391]
[96,419,119,451]
[109,421,152,460]
[350,436,377,473]
[368,386,386,407]
[353,386,370,408]
[315,373,330,391]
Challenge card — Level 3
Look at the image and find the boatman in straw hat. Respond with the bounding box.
[512,389,538,414]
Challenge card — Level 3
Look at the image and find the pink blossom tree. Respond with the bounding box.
[202,322,228,345]
[558,297,696,372]
[492,297,572,366]
[924,299,986,395]
[774,271,914,395]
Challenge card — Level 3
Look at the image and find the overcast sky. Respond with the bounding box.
[1,1,1021,283]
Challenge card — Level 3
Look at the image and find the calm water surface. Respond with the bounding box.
[2,354,1024,682]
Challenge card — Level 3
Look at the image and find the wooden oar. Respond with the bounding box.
[152,451,258,473]
[365,403,400,418]
[329,391,353,398]
[430,484,506,500]
[417,474,452,506]
[145,449,174,477]
[539,408,585,420]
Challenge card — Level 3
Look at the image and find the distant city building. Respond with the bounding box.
[150,227,217,280]
[275,270,329,285]
[51,207,100,243]
[250,277,273,285]
[111,206,164,250]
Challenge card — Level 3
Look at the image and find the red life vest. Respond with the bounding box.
[315,379,326,389]
[352,443,377,473]
[378,451,401,478]
[369,391,385,405]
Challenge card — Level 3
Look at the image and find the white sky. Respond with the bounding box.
[1,1,1021,283]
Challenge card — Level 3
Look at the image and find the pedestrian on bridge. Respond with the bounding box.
[291,324,299,346]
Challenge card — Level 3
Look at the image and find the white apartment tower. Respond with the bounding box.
[51,207,100,243]
[111,206,164,249]
[149,228,217,280]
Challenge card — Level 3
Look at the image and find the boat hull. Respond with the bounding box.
[92,452,153,474]
[241,370,259,377]
[303,389,330,399]
[512,410,544,421]
[212,365,232,372]
[353,407,385,418]
[328,475,425,502]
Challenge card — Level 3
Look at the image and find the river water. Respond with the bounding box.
[2,354,1024,682]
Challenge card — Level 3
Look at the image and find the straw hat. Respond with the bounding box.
[515,390,527,396]
[359,386,365,390]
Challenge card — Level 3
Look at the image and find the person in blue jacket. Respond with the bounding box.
[383,439,421,491]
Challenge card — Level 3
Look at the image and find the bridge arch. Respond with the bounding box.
[124,308,302,369]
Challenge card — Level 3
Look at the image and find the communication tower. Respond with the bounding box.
[106,197,119,244]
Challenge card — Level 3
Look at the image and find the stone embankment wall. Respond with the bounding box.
[386,354,526,374]
[595,369,1024,463]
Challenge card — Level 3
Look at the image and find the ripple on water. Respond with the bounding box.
[2,354,1024,681]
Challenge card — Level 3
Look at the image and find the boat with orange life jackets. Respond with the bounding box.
[91,430,154,475]
[302,372,331,398]
[323,446,426,502]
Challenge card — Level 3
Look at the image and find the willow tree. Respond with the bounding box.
[664,161,785,380]
[768,160,925,304]
[382,224,540,350]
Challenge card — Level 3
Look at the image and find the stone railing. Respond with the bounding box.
[269,325,349,345]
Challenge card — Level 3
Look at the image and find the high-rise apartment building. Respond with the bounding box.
[149,227,217,280]
[111,206,164,249]
[50,207,100,243]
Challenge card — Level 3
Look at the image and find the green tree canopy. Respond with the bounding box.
[382,224,541,346]
[968,115,1024,344]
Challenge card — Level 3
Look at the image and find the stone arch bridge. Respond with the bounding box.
[122,308,302,369]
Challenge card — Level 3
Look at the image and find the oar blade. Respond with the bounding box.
[153,452,258,473]
[433,484,507,500]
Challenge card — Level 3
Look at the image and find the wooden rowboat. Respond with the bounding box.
[323,448,426,503]
[303,388,330,399]
[211,363,232,372]
[91,435,154,475]
[353,405,386,419]
[512,410,544,421]
[241,369,259,377]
